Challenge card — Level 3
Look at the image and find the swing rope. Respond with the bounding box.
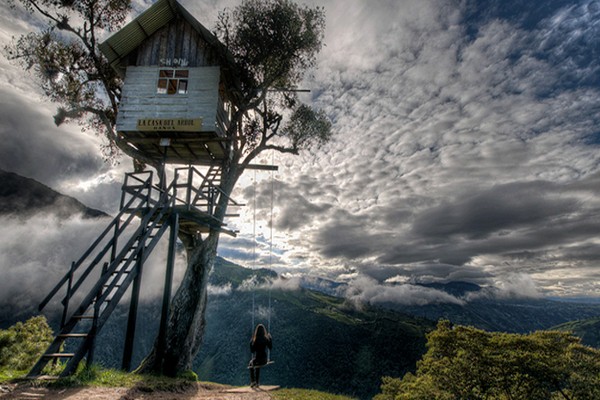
[267,155,275,363]
[251,170,257,332]
[249,161,276,363]
[268,158,274,334]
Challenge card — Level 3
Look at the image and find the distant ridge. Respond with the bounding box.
[0,169,108,219]
[416,281,482,297]
[553,317,600,348]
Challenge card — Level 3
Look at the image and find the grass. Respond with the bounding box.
[273,388,357,400]
[0,366,356,399]
[0,369,28,383]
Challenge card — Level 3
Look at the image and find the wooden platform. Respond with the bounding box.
[121,130,227,165]
[224,385,280,393]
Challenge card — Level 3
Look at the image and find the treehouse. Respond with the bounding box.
[27,1,246,379]
[99,0,236,165]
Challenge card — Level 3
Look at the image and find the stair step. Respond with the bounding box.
[93,297,112,303]
[26,375,59,381]
[42,353,75,358]
[58,333,88,338]
[73,315,95,319]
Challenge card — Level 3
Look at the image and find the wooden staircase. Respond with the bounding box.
[28,167,239,378]
[28,172,173,377]
[28,166,239,378]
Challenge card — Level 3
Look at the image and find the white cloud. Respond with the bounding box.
[466,273,542,300]
[343,275,466,307]
[0,214,109,315]
[208,283,233,296]
[1,0,600,300]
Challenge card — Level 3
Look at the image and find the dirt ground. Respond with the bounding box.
[0,382,279,400]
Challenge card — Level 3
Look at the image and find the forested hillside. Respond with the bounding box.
[354,281,600,334]
[3,171,600,398]
[553,317,600,349]
[375,321,600,400]
[90,258,434,399]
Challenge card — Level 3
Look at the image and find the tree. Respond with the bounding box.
[375,321,600,400]
[5,0,330,376]
[0,316,54,371]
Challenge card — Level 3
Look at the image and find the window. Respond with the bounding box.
[157,69,189,95]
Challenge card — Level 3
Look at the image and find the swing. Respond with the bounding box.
[247,360,275,369]
[248,167,276,369]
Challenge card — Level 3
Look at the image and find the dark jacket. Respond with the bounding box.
[250,334,272,366]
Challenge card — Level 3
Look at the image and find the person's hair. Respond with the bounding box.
[252,323,268,344]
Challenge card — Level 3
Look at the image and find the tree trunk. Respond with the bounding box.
[137,163,241,376]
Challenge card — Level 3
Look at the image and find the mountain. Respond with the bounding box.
[552,317,600,348]
[295,279,600,334]
[0,169,108,219]
[399,298,600,333]
[416,281,482,297]
[86,258,434,400]
[4,173,600,397]
[0,170,430,398]
[371,281,600,334]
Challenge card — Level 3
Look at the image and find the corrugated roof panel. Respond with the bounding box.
[100,0,175,68]
[108,23,147,57]
[98,41,119,65]
[137,0,175,35]
[99,0,234,77]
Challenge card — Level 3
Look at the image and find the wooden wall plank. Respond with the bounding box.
[117,66,221,133]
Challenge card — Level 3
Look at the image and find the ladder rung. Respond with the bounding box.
[93,297,112,303]
[43,353,75,358]
[26,375,59,381]
[104,284,121,288]
[58,333,88,338]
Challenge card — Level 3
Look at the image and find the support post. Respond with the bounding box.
[122,234,146,371]
[60,262,76,329]
[87,262,108,368]
[156,213,179,368]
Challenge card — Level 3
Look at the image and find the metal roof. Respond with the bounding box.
[99,0,226,74]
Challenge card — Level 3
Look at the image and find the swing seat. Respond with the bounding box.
[225,385,280,393]
[247,360,275,369]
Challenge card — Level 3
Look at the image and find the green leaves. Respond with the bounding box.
[377,321,600,400]
[0,316,53,371]
[216,0,325,96]
[283,104,332,152]
[215,0,331,165]
[4,0,129,163]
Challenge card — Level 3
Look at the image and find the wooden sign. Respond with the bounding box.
[137,118,202,132]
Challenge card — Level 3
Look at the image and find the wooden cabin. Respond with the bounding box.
[99,0,235,165]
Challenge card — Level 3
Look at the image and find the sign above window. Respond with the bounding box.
[136,118,203,132]
[157,69,189,95]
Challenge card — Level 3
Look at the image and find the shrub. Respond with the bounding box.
[377,320,600,400]
[0,316,53,371]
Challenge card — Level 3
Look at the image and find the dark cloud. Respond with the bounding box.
[273,181,334,232]
[412,181,579,239]
[0,89,104,188]
[2,0,600,301]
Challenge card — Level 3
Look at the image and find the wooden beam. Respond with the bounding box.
[125,137,229,144]
[244,164,279,171]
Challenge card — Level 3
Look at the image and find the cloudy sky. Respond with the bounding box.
[1,0,599,312]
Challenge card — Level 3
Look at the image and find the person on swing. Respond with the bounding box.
[248,323,272,388]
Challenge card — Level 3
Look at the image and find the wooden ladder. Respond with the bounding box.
[28,175,173,378]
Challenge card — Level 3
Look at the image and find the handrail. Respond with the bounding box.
[38,176,153,311]
[95,196,170,307]
[39,165,238,314]
[58,180,177,334]
[83,177,177,306]
[174,166,241,209]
